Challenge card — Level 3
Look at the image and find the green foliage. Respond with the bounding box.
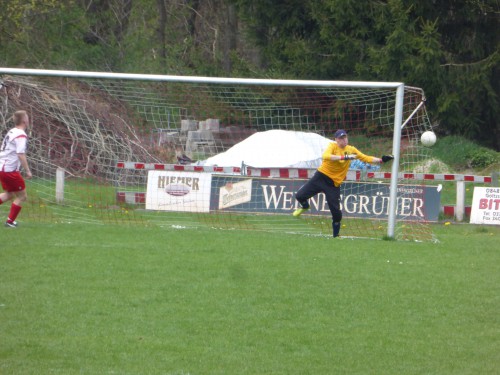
[0,0,498,150]
[432,135,500,171]
[232,0,499,150]
[0,0,73,66]
[432,135,476,168]
[468,149,499,169]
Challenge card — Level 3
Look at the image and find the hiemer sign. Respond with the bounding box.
[146,171,212,212]
[470,187,500,225]
[211,176,441,221]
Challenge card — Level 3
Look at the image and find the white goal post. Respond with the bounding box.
[0,67,436,241]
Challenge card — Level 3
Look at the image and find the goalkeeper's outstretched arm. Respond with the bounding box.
[369,154,394,163]
[328,154,358,161]
[349,148,394,164]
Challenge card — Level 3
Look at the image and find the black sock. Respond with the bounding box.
[333,222,341,237]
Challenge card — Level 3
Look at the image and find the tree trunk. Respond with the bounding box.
[156,0,167,61]
[223,3,238,73]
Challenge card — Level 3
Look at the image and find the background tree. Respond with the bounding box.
[230,0,499,150]
[1,0,498,149]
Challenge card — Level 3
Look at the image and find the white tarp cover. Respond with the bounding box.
[203,129,332,168]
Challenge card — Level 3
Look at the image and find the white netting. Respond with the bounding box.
[0,73,436,240]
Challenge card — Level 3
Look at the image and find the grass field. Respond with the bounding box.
[1,221,499,374]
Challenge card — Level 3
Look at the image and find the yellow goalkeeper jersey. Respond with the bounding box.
[318,142,376,186]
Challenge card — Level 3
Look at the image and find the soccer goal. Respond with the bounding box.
[0,68,438,241]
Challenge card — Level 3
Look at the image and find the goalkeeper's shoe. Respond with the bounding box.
[292,207,309,217]
[5,220,18,228]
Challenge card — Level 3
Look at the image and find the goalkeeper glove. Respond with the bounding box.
[341,154,357,160]
[381,155,394,163]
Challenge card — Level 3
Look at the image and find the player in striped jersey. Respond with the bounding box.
[0,110,32,227]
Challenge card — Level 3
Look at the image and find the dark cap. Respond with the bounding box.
[334,129,347,138]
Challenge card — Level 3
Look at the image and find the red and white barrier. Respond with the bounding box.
[116,192,146,204]
[116,162,492,183]
[116,162,495,221]
[246,168,492,183]
[116,162,241,174]
[442,206,472,217]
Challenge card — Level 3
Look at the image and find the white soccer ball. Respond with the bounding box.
[421,131,437,147]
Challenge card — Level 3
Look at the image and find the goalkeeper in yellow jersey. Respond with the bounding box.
[292,129,394,237]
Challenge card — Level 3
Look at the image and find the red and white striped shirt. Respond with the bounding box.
[0,127,28,172]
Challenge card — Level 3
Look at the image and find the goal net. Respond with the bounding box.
[0,69,437,241]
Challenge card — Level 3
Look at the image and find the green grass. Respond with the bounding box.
[1,223,499,374]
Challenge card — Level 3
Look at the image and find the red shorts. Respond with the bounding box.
[0,171,26,192]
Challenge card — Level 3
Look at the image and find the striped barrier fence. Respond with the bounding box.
[116,162,494,221]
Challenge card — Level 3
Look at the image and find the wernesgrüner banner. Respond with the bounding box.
[212,176,440,221]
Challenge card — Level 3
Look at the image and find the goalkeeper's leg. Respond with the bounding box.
[324,185,342,237]
[293,187,312,217]
[293,172,324,216]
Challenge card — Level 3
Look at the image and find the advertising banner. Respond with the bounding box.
[218,178,253,209]
[146,171,212,212]
[211,176,441,221]
[470,187,500,225]
[145,171,441,221]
